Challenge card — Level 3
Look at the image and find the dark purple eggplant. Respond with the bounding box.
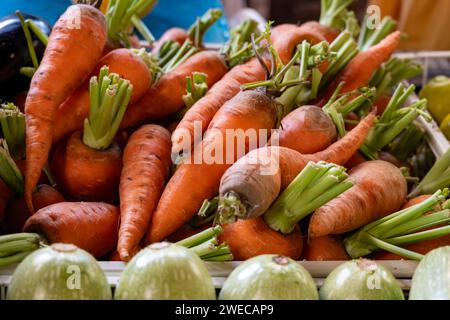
[0,13,51,100]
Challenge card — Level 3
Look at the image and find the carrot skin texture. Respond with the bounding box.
[309,160,407,238]
[118,125,172,261]
[24,5,107,212]
[52,48,152,144]
[275,105,337,154]
[120,51,228,130]
[219,217,303,260]
[302,235,350,261]
[317,31,401,106]
[146,89,278,243]
[52,131,122,203]
[23,202,119,258]
[171,57,267,156]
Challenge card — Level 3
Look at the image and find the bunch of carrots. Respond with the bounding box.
[0,0,449,266]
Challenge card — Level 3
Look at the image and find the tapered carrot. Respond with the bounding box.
[120,50,228,130]
[219,217,303,260]
[118,125,172,261]
[317,31,401,105]
[302,235,350,261]
[171,57,267,157]
[52,48,152,144]
[23,202,119,258]
[309,160,407,238]
[24,5,107,212]
[146,89,279,243]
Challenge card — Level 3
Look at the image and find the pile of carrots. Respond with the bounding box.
[1,0,449,264]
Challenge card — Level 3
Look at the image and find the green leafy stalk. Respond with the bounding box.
[0,139,24,195]
[264,161,353,234]
[0,233,43,267]
[358,16,397,51]
[388,124,425,161]
[221,19,259,67]
[362,83,429,156]
[190,196,219,227]
[188,8,223,47]
[106,0,157,46]
[0,103,25,160]
[160,39,199,74]
[409,148,450,197]
[319,0,358,36]
[83,66,133,150]
[344,189,449,260]
[26,19,49,45]
[16,11,39,69]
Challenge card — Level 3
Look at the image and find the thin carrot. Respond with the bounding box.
[118,125,172,261]
[23,202,119,258]
[219,217,303,260]
[24,5,107,212]
[52,48,152,144]
[317,31,401,105]
[302,235,350,261]
[146,89,279,243]
[120,50,228,130]
[309,160,407,238]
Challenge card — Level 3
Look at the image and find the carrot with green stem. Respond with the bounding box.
[302,235,350,261]
[358,15,397,51]
[118,125,172,261]
[52,66,132,203]
[52,48,152,144]
[344,189,450,260]
[24,4,107,212]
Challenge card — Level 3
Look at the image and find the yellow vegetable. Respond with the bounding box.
[419,75,450,124]
[440,113,450,139]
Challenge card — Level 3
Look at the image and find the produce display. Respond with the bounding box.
[0,0,450,301]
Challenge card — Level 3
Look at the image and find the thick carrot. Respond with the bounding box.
[152,28,189,53]
[271,24,327,64]
[217,110,376,220]
[219,217,303,260]
[317,31,401,105]
[302,235,350,261]
[146,89,279,243]
[118,125,172,261]
[120,50,228,130]
[274,105,337,154]
[3,185,64,233]
[309,160,407,238]
[171,57,267,157]
[52,48,152,144]
[24,5,107,212]
[301,21,340,43]
[52,131,122,203]
[23,202,119,258]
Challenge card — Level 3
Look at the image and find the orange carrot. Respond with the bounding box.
[118,125,172,261]
[120,50,228,130]
[52,131,122,203]
[52,48,152,144]
[274,105,337,154]
[146,89,279,243]
[301,21,340,43]
[3,185,64,233]
[302,235,350,261]
[171,57,267,157]
[23,202,119,258]
[219,217,303,260]
[24,5,107,212]
[309,160,407,238]
[317,31,401,105]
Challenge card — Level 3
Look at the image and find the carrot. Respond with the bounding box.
[373,93,391,116]
[118,125,172,261]
[302,235,350,261]
[219,217,303,260]
[344,151,367,169]
[317,31,401,105]
[24,5,107,212]
[52,48,152,144]
[52,67,133,203]
[170,57,267,157]
[309,160,407,238]
[217,110,376,221]
[274,105,337,154]
[300,21,340,43]
[23,202,119,258]
[146,89,279,243]
[3,185,64,233]
[152,28,189,53]
[120,50,228,130]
